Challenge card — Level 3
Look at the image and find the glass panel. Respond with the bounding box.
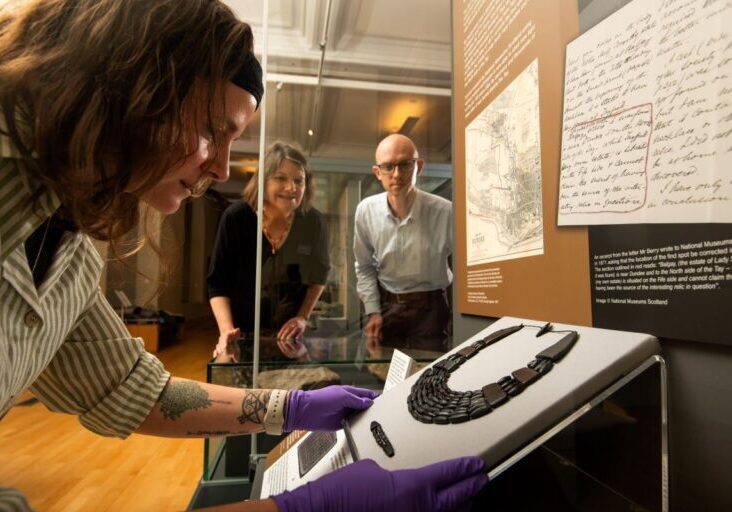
[256,0,454,378]
[206,0,453,478]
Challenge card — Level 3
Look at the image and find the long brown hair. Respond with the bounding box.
[0,0,254,251]
[242,141,314,212]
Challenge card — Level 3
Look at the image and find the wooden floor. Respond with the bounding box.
[0,324,218,511]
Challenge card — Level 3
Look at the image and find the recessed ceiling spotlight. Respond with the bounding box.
[308,129,314,136]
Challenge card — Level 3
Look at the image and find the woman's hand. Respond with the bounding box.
[272,457,489,512]
[213,327,241,362]
[284,386,379,432]
[277,337,309,360]
[277,315,307,342]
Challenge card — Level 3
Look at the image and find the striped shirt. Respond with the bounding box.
[0,130,170,510]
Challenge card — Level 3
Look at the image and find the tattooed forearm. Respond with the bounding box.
[138,379,276,437]
[159,380,214,420]
[236,390,271,425]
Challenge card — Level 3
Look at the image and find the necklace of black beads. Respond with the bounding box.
[407,324,579,425]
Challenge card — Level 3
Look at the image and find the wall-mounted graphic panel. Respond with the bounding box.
[453,0,590,324]
[558,0,732,226]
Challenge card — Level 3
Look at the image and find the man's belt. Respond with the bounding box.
[380,287,445,305]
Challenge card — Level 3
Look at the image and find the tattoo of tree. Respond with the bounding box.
[159,381,213,420]
[237,390,271,425]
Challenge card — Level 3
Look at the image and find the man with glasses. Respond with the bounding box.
[354,134,453,352]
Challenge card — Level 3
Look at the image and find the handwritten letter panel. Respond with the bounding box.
[558,0,732,225]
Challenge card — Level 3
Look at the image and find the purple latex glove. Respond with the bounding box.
[284,385,379,432]
[272,456,488,512]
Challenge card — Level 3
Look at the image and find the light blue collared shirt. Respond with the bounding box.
[354,188,453,315]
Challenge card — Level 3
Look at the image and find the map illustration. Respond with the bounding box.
[465,58,544,266]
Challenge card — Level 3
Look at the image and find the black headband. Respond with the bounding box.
[231,52,264,109]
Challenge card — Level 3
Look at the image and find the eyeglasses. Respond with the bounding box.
[375,159,417,175]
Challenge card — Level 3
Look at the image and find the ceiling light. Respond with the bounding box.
[398,116,420,136]
[308,129,314,136]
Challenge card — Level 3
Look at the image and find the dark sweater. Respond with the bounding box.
[207,201,330,333]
